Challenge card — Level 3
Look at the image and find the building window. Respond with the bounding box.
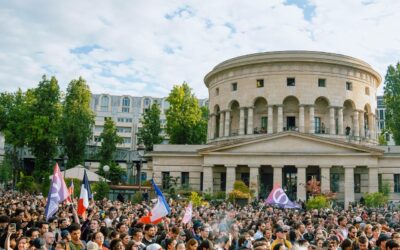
[125,118,133,123]
[378,174,382,193]
[122,137,131,144]
[122,97,130,107]
[232,82,237,91]
[330,173,340,192]
[181,172,189,187]
[101,96,109,111]
[394,174,400,193]
[200,172,203,191]
[141,172,147,182]
[241,173,249,187]
[144,98,151,107]
[256,79,264,88]
[346,82,353,91]
[162,172,170,190]
[365,87,370,95]
[94,136,101,142]
[117,117,124,122]
[354,173,361,193]
[318,79,326,87]
[220,172,226,191]
[122,107,129,113]
[261,117,268,130]
[287,78,295,86]
[215,88,219,96]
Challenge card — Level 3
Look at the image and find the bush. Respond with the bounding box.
[228,180,252,201]
[17,173,40,193]
[364,192,388,207]
[306,195,330,210]
[92,180,110,200]
[132,192,143,204]
[189,191,203,207]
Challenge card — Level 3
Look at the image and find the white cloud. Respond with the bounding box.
[0,0,399,98]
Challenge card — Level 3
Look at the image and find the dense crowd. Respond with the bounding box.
[1,190,400,250]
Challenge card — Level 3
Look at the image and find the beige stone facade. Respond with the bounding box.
[151,51,400,206]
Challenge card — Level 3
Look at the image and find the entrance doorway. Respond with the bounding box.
[283,166,297,200]
[260,173,273,199]
[286,116,296,131]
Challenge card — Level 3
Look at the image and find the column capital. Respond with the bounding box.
[308,104,315,108]
[344,165,356,169]
[353,110,360,114]
[272,165,284,169]
[221,109,231,113]
[296,165,308,169]
[367,165,379,169]
[299,104,307,107]
[248,165,261,169]
[239,107,247,110]
[319,165,332,169]
[202,164,214,168]
[276,104,284,108]
[209,113,217,117]
[356,109,365,113]
[225,165,237,168]
[247,106,254,109]
[328,105,341,109]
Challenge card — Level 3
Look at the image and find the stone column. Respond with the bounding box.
[239,108,245,135]
[226,165,236,194]
[219,111,224,138]
[203,165,214,193]
[273,165,283,186]
[353,110,359,138]
[210,114,216,140]
[359,111,365,138]
[320,165,331,193]
[277,105,283,132]
[338,107,344,135]
[329,107,336,135]
[344,166,355,207]
[247,107,254,135]
[309,105,315,134]
[224,110,231,137]
[249,165,260,198]
[299,105,305,133]
[368,166,379,193]
[296,166,307,201]
[371,114,376,140]
[268,105,274,134]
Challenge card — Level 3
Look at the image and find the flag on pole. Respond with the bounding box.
[182,202,193,224]
[44,163,70,220]
[66,180,74,203]
[265,184,301,209]
[77,170,91,218]
[138,179,170,224]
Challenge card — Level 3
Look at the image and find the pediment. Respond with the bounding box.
[200,132,384,155]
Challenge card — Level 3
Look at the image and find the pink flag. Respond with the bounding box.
[182,202,193,224]
[266,184,300,209]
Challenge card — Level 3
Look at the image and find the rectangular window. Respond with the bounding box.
[232,82,237,91]
[200,172,203,191]
[354,173,361,193]
[287,78,295,86]
[125,118,133,123]
[215,88,219,96]
[162,172,170,190]
[122,107,129,113]
[378,174,383,193]
[379,110,384,120]
[220,172,226,191]
[365,87,370,95]
[330,173,340,192]
[314,117,321,133]
[394,174,400,193]
[181,172,189,187]
[241,173,249,187]
[122,137,131,144]
[346,81,353,91]
[117,117,124,122]
[318,78,326,87]
[256,79,264,88]
[261,117,268,130]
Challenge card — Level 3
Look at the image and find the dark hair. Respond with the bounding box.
[165,238,176,249]
[132,228,143,237]
[273,243,283,250]
[110,239,124,250]
[68,223,80,233]
[386,240,400,250]
[359,236,368,244]
[144,224,155,231]
[198,240,212,250]
[340,239,353,250]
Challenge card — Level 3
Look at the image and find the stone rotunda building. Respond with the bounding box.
[151,51,400,206]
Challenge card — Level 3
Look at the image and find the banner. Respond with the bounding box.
[266,184,300,209]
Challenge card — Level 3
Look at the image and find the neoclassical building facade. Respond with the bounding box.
[151,51,400,206]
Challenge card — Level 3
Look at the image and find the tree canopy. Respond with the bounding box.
[137,103,163,151]
[61,77,95,169]
[384,62,400,145]
[166,83,208,144]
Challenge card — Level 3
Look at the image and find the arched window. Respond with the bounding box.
[101,96,109,111]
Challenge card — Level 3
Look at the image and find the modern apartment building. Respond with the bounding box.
[377,95,395,145]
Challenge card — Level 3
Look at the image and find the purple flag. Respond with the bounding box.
[266,184,300,209]
[44,163,70,220]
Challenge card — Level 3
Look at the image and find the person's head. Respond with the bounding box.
[55,240,68,250]
[340,239,353,250]
[386,240,400,250]
[38,221,49,235]
[170,226,180,240]
[144,224,156,238]
[348,226,357,239]
[17,236,29,250]
[275,227,286,240]
[338,216,347,227]
[392,233,400,244]
[28,227,40,240]
[93,231,105,246]
[198,240,212,250]
[328,236,339,250]
[120,233,131,246]
[306,223,314,233]
[273,243,285,250]
[200,226,210,239]
[90,219,100,231]
[61,230,71,242]
[359,236,369,250]
[186,239,198,250]
[110,239,125,250]
[117,222,129,234]
[316,238,325,249]
[132,228,143,242]
[87,241,100,250]
[377,234,390,250]
[44,232,55,246]
[265,228,272,239]
[109,207,118,219]
[257,222,266,232]
[68,223,81,243]
[175,241,185,250]
[165,238,177,250]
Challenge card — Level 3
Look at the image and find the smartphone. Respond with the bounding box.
[9,223,16,233]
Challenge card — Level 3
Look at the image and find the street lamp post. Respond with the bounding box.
[103,165,110,182]
[137,143,146,192]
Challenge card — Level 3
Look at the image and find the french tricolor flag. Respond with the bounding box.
[138,179,170,224]
[77,170,92,218]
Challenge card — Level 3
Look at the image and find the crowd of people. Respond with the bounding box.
[1,189,400,250]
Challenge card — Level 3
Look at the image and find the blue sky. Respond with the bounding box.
[0,0,399,98]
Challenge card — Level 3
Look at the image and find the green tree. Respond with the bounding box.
[166,83,206,144]
[97,118,123,183]
[137,103,163,151]
[26,76,62,180]
[61,77,95,169]
[0,153,13,187]
[384,62,400,145]
[92,179,110,200]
